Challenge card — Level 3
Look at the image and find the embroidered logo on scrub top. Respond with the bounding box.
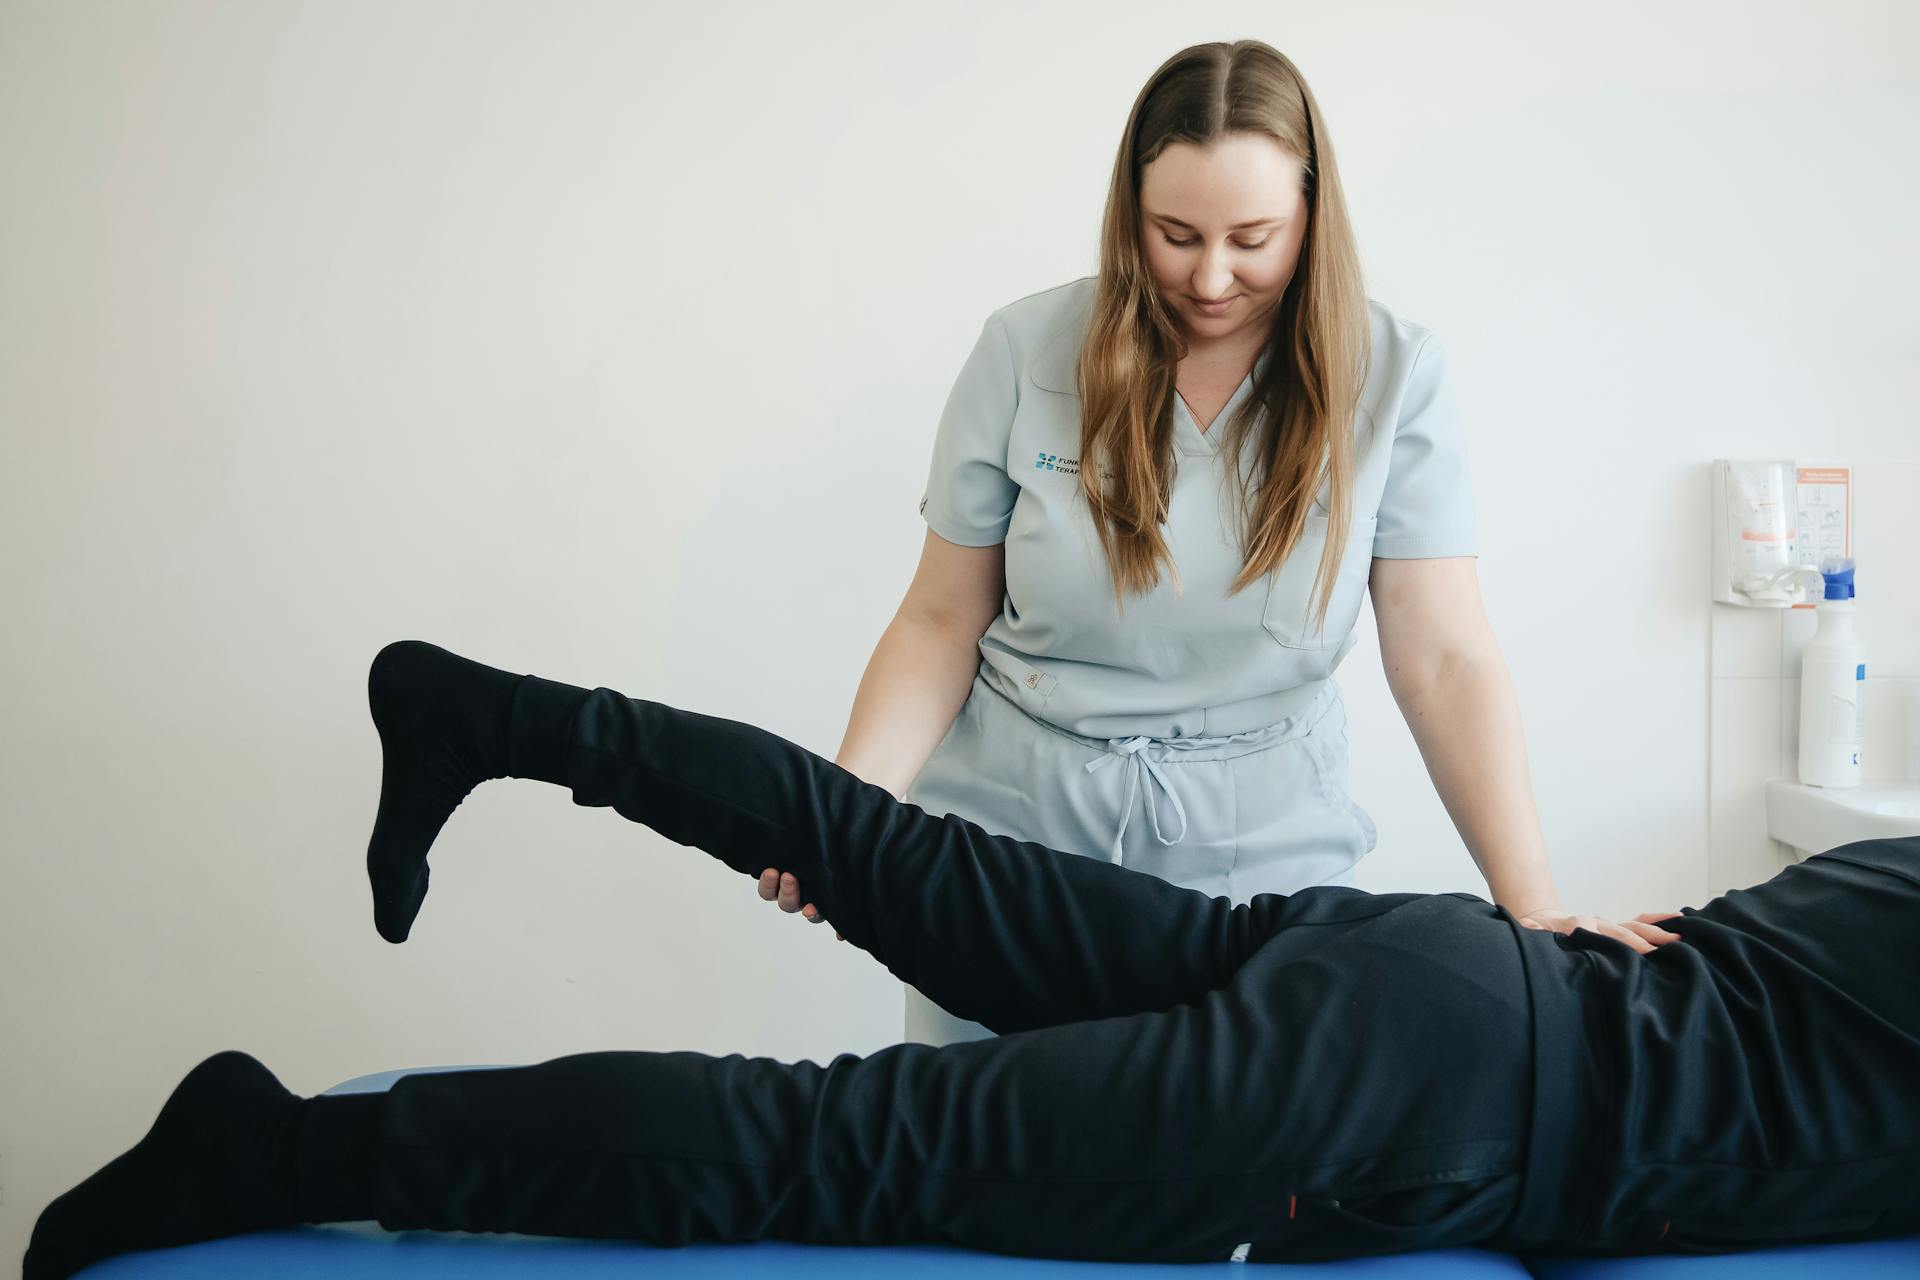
[1034,452,1113,480]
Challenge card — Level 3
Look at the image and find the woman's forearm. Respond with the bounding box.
[834,612,985,800]
[1395,654,1561,918]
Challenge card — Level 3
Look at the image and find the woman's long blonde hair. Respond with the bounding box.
[1079,39,1371,623]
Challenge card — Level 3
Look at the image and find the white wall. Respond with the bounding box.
[2,0,1916,1263]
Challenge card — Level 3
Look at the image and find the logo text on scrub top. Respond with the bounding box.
[1035,452,1114,480]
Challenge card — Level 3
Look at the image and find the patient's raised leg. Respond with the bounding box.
[364,640,1357,1032]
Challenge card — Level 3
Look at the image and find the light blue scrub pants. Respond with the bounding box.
[903,665,1377,1046]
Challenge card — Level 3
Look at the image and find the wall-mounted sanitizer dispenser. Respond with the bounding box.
[1711,460,1852,607]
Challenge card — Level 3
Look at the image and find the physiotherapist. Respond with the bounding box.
[757,39,1679,1046]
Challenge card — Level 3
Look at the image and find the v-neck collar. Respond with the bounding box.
[1174,351,1268,457]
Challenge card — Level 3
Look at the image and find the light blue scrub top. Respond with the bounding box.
[918,275,1478,744]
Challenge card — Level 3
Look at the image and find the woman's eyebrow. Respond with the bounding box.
[1145,212,1286,230]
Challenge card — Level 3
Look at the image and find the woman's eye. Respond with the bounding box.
[1164,235,1269,250]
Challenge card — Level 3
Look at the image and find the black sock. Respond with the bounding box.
[278,1092,384,1224]
[506,671,591,787]
[364,640,559,942]
[25,1051,304,1280]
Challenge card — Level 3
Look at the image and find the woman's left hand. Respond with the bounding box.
[1516,908,1684,955]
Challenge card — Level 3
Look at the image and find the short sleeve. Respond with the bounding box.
[1371,334,1478,558]
[918,312,1019,547]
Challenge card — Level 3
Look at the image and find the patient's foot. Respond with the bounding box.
[24,1051,302,1280]
[365,639,522,943]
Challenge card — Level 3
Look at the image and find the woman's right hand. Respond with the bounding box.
[758,867,844,941]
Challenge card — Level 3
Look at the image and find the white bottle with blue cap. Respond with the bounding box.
[1797,556,1866,788]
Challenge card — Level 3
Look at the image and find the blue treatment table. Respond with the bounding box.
[74,1067,1920,1278]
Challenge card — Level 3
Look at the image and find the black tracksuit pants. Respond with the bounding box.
[364,679,1920,1263]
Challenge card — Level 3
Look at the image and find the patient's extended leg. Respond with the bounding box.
[363,640,1361,1032]
[29,929,1534,1275]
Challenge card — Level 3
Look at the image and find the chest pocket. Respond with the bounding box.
[1261,512,1377,651]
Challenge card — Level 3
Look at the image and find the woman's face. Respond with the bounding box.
[1138,132,1309,347]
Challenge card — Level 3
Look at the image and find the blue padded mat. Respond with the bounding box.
[69,1067,1919,1277]
[80,1227,1536,1277]
[1523,1238,1920,1279]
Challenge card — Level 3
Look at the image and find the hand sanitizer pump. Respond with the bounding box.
[1798,558,1866,788]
